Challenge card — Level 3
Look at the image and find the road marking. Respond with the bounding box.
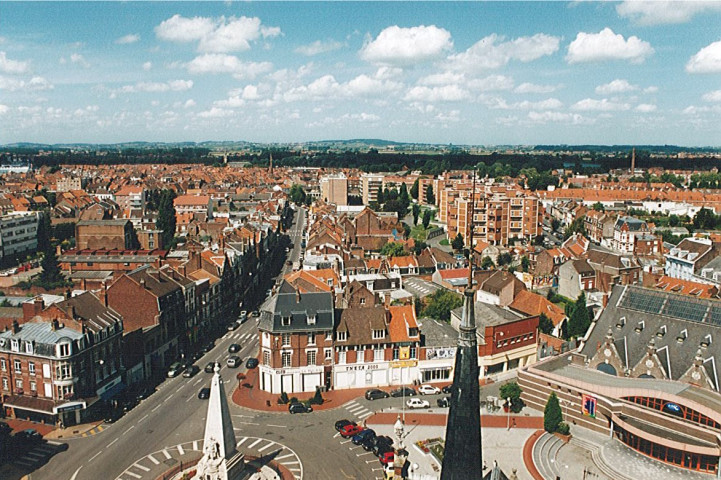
[357,451,374,456]
[366,459,378,464]
[237,437,249,446]
[89,451,103,462]
[20,455,39,463]
[151,404,162,412]
[147,454,160,465]
[177,444,185,455]
[124,470,142,479]
[333,432,340,438]
[162,449,172,459]
[138,414,149,423]
[47,440,63,446]
[258,441,276,452]
[358,411,374,419]
[276,453,295,460]
[341,439,352,444]
[108,438,119,447]
[236,421,259,425]
[266,424,285,428]
[194,377,203,385]
[133,463,150,472]
[193,440,199,451]
[70,466,83,480]
[186,394,194,403]
[123,425,135,435]
[247,438,264,449]
[232,414,254,418]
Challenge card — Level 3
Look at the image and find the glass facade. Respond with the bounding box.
[623,396,721,430]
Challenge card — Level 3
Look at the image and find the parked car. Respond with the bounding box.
[228,343,241,353]
[339,424,364,438]
[406,398,430,409]
[239,311,248,322]
[14,429,42,444]
[441,385,453,394]
[167,362,184,378]
[198,387,211,399]
[201,342,214,354]
[390,387,416,398]
[365,389,389,401]
[418,384,441,395]
[205,362,218,373]
[374,441,394,457]
[183,365,200,378]
[226,356,242,368]
[251,311,260,318]
[104,408,123,424]
[246,358,259,369]
[352,429,376,445]
[335,419,355,432]
[437,397,450,408]
[379,450,395,465]
[368,435,393,453]
[288,402,313,414]
[227,322,239,331]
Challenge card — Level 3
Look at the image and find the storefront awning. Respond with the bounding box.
[3,394,57,415]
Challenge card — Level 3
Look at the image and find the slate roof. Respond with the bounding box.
[582,284,721,386]
[336,306,388,346]
[53,291,123,333]
[258,280,334,333]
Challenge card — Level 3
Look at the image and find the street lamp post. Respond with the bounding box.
[506,397,512,430]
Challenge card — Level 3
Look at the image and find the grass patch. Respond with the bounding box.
[439,239,450,246]
[410,224,429,241]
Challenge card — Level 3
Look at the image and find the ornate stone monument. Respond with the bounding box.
[194,364,246,480]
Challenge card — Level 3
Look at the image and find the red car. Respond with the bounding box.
[339,424,364,438]
[379,450,395,465]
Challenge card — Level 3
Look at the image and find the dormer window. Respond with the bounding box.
[677,329,688,343]
[282,316,292,327]
[372,329,385,340]
[337,331,347,342]
[616,317,626,329]
[10,339,19,352]
[656,325,666,338]
[307,314,316,325]
[634,321,645,333]
[409,327,419,337]
[24,341,33,354]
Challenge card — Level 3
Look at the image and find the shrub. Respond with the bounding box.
[290,396,299,404]
[279,391,289,404]
[309,387,324,405]
[557,422,570,435]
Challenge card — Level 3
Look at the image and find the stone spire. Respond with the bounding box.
[194,364,245,480]
[441,170,482,480]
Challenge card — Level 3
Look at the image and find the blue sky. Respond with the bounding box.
[2,1,721,146]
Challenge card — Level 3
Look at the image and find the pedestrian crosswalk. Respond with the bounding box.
[230,331,258,342]
[343,400,375,421]
[116,436,303,480]
[13,440,65,469]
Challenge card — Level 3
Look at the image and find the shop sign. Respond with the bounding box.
[582,394,596,418]
[391,360,417,368]
[54,401,86,414]
[426,348,456,360]
[341,364,380,372]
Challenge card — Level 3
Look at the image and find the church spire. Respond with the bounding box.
[441,169,483,479]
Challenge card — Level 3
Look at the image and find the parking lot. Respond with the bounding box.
[403,277,440,299]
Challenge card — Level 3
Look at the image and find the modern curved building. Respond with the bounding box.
[519,284,721,475]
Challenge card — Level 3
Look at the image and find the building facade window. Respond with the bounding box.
[393,348,399,360]
[13,359,21,373]
[28,362,35,376]
[307,351,316,366]
[1,378,7,390]
[325,348,332,360]
[281,351,292,368]
[338,351,346,364]
[372,329,385,340]
[307,333,315,345]
[337,331,347,341]
[374,348,384,361]
[30,381,36,391]
[281,333,291,347]
[15,379,23,389]
[0,358,5,371]
[263,350,271,365]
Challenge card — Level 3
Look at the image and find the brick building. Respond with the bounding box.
[75,219,136,250]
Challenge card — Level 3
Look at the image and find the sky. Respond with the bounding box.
[2,1,721,146]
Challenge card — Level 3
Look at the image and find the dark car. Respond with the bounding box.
[364,434,392,452]
[288,402,313,414]
[246,358,259,369]
[205,362,218,373]
[167,362,184,378]
[198,387,211,399]
[251,311,259,318]
[14,429,42,444]
[227,322,239,331]
[390,387,416,398]
[228,343,241,354]
[437,396,450,408]
[441,385,454,394]
[183,365,200,378]
[365,389,389,401]
[352,428,376,445]
[335,419,355,432]
[201,342,214,354]
[104,408,123,424]
[374,441,394,457]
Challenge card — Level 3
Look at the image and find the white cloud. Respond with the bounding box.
[280,73,402,103]
[617,1,721,25]
[566,28,654,64]
[595,79,638,95]
[643,86,658,94]
[346,74,402,96]
[0,75,53,92]
[703,90,721,103]
[115,34,140,45]
[635,104,657,112]
[183,99,196,108]
[295,40,343,56]
[70,53,90,68]
[486,97,563,110]
[198,107,234,118]
[571,98,631,111]
[686,41,721,74]
[0,104,8,115]
[112,80,193,95]
[447,33,559,73]
[418,71,465,86]
[155,14,280,53]
[360,25,453,66]
[527,111,591,125]
[0,51,29,74]
[185,53,272,79]
[514,82,558,94]
[467,75,514,92]
[143,62,152,71]
[404,85,470,103]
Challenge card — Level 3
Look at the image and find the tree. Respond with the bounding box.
[669,214,681,227]
[481,256,494,270]
[592,202,605,212]
[422,289,463,322]
[36,211,52,254]
[563,216,586,240]
[521,255,530,273]
[380,242,406,257]
[412,204,420,225]
[376,186,384,205]
[410,178,419,200]
[499,382,524,413]
[567,292,591,338]
[422,209,432,229]
[451,233,464,251]
[533,235,544,246]
[38,242,65,288]
[551,218,561,232]
[693,207,717,230]
[399,183,410,211]
[156,189,177,248]
[538,313,554,335]
[497,252,512,266]
[544,392,563,434]
[289,184,306,204]
[425,184,435,205]
[128,226,141,250]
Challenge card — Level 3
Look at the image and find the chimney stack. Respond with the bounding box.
[101,281,108,307]
[51,319,59,331]
[67,305,75,320]
[11,320,20,334]
[140,278,146,289]
[295,288,301,304]
[631,148,636,174]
